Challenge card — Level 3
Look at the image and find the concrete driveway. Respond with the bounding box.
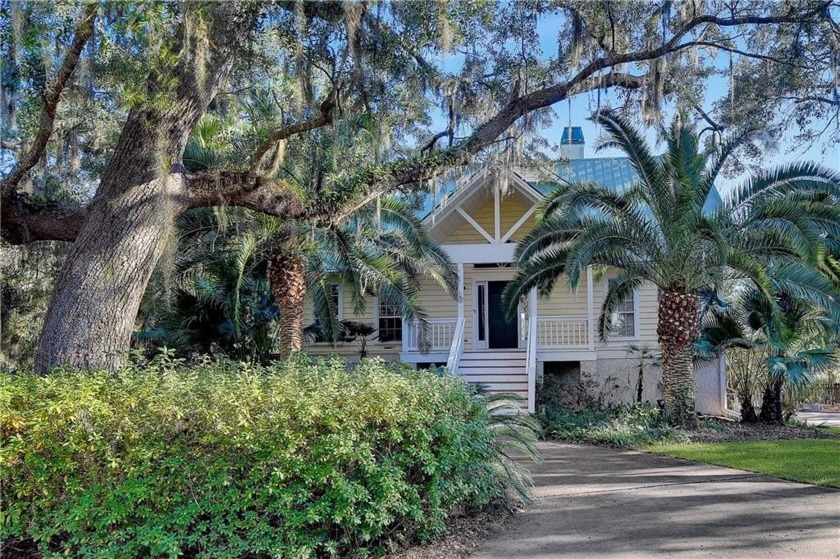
[796,412,840,428]
[472,442,840,558]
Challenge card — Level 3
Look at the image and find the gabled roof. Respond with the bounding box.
[420,156,723,220]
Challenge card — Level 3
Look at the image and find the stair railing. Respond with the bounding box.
[525,296,538,413]
[446,316,465,373]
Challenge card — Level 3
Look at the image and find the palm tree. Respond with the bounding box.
[166,100,458,359]
[264,196,457,358]
[697,289,838,424]
[505,109,840,426]
[137,209,279,362]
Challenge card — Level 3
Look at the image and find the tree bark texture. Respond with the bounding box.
[33,2,255,373]
[740,393,759,423]
[34,108,200,373]
[657,290,701,427]
[759,377,785,424]
[268,247,307,359]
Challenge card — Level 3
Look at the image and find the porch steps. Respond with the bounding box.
[457,350,528,400]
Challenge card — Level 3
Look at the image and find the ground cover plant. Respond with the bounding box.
[1,354,536,558]
[648,440,840,488]
[539,404,685,448]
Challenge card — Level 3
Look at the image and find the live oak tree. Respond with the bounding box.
[1,0,837,372]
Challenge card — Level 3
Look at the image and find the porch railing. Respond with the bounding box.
[537,316,589,348]
[404,318,458,352]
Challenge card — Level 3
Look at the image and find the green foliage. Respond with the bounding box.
[649,440,840,488]
[506,110,840,335]
[539,404,684,448]
[0,241,69,370]
[1,355,531,558]
[697,288,839,422]
[137,211,279,362]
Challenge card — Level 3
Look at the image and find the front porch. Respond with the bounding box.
[400,256,597,413]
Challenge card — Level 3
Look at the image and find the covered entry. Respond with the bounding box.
[475,280,519,349]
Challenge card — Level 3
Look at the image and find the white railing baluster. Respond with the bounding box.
[536,316,590,349]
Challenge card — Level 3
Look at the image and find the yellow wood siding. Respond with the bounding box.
[447,218,490,244]
[592,277,659,350]
[445,198,495,244]
[498,197,535,241]
[440,193,536,245]
[302,277,456,356]
[536,276,589,318]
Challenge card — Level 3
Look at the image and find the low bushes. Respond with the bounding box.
[539,404,684,447]
[1,355,530,558]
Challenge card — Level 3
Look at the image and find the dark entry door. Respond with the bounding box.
[488,281,518,349]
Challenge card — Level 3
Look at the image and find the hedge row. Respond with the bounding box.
[1,356,524,558]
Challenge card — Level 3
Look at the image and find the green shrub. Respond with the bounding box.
[539,404,684,448]
[1,355,527,558]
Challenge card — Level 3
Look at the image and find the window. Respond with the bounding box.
[610,293,636,337]
[377,296,402,342]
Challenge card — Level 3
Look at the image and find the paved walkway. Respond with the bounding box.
[472,442,840,558]
[796,412,840,427]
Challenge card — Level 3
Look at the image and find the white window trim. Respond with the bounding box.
[373,295,403,344]
[602,280,640,341]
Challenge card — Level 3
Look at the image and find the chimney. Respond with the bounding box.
[560,126,585,160]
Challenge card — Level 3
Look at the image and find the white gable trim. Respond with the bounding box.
[423,169,545,232]
[494,186,501,241]
[441,243,516,263]
[508,171,545,205]
[501,204,537,243]
[422,169,490,228]
[455,207,495,243]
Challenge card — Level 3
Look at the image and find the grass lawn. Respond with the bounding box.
[646,439,840,488]
[816,426,840,436]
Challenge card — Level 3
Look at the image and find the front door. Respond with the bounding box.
[487,281,518,349]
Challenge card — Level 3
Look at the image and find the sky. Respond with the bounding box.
[532,13,840,189]
[433,10,840,193]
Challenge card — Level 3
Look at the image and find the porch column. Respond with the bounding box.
[586,266,595,351]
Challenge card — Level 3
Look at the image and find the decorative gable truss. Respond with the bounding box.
[424,169,542,247]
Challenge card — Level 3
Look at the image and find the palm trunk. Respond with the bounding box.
[759,377,785,424]
[268,247,306,359]
[657,290,701,427]
[740,393,759,423]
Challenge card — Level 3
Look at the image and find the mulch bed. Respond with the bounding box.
[684,420,839,443]
[386,509,515,559]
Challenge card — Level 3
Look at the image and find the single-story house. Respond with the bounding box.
[305,127,727,415]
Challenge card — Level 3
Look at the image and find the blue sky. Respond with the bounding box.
[434,11,839,192]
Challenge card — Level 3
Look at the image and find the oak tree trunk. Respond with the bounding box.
[34,109,199,373]
[268,247,307,359]
[657,290,701,427]
[31,1,259,373]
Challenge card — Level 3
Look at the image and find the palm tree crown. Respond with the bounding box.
[506,109,840,425]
